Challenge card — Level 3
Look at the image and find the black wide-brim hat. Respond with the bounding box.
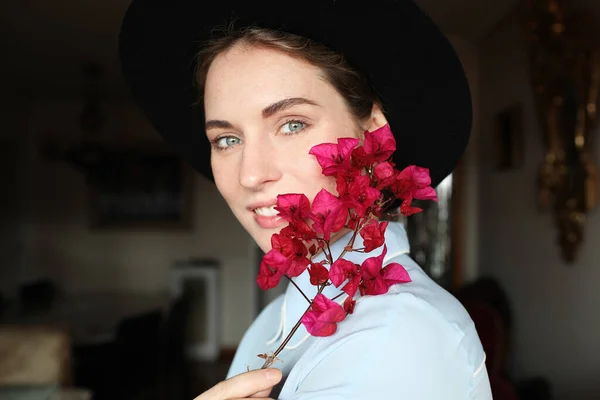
[119,0,472,188]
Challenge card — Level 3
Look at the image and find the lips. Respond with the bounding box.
[248,200,286,229]
[248,199,278,211]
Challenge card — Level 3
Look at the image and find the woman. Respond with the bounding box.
[119,1,492,398]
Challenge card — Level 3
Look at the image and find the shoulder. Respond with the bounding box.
[284,254,488,398]
[338,252,480,344]
[312,269,477,364]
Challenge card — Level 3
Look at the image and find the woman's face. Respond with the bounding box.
[203,45,384,253]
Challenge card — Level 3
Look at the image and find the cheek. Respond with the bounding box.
[293,157,337,196]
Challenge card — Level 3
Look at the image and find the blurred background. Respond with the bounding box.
[0,0,599,399]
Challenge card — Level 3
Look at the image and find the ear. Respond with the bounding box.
[364,103,388,132]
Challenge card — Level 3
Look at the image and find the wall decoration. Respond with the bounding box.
[88,147,194,229]
[525,0,600,263]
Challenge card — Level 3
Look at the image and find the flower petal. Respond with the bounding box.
[360,245,387,279]
[308,143,340,176]
[301,294,346,337]
[343,296,356,314]
[341,275,361,297]
[329,259,358,287]
[309,262,329,286]
[337,137,360,159]
[363,124,396,162]
[414,186,438,201]
[361,276,389,296]
[382,262,412,286]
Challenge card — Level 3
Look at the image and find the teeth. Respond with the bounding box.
[254,205,278,217]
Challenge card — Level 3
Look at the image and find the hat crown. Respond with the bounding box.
[119,0,472,186]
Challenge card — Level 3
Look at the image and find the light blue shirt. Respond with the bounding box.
[227,222,492,399]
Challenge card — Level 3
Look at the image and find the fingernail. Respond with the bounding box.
[265,368,281,381]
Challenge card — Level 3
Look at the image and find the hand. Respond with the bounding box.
[194,368,282,400]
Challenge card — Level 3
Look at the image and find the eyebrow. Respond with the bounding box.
[205,119,233,131]
[205,97,319,131]
[261,97,320,118]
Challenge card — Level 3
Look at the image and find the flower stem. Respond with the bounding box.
[338,224,361,261]
[331,292,346,301]
[325,241,333,264]
[261,285,325,369]
[286,275,311,304]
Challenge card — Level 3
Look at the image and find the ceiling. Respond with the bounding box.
[416,0,518,40]
[3,0,597,96]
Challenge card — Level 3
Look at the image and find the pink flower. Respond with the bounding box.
[256,249,289,290]
[360,255,389,296]
[352,124,396,167]
[309,138,359,176]
[396,166,437,200]
[339,174,380,218]
[341,276,362,298]
[275,193,319,240]
[373,161,397,190]
[381,262,412,287]
[393,165,437,216]
[359,245,411,296]
[310,189,347,241]
[308,262,329,286]
[359,220,388,252]
[301,294,346,337]
[275,193,312,222]
[271,234,310,277]
[329,259,361,297]
[363,124,396,162]
[399,202,423,217]
[343,296,356,314]
[335,168,362,198]
[280,220,318,241]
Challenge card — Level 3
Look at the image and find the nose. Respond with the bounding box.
[238,136,281,190]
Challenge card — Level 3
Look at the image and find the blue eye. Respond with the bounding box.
[281,120,306,134]
[213,136,241,150]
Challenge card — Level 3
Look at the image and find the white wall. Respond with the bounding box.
[449,35,481,285]
[478,12,600,400]
[20,98,258,347]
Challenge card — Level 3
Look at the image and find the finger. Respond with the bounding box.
[249,388,272,398]
[231,398,274,400]
[230,398,274,400]
[197,368,282,400]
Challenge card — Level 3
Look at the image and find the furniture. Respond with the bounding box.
[0,325,92,400]
[1,293,170,399]
[0,325,71,387]
[1,293,169,346]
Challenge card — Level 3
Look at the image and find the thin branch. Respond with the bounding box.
[286,275,311,304]
[261,285,326,369]
[331,292,346,301]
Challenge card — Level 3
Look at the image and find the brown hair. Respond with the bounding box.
[194,26,381,123]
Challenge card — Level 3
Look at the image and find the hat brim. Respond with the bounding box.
[119,0,472,188]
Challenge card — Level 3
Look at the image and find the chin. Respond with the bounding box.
[245,226,272,253]
[255,237,272,254]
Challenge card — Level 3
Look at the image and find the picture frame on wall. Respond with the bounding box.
[168,259,221,362]
[87,146,194,229]
[495,103,524,171]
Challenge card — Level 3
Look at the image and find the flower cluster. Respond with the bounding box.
[256,124,437,366]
